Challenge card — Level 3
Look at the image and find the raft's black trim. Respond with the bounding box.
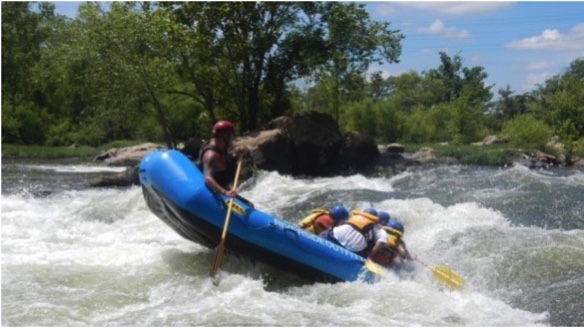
[142,185,342,283]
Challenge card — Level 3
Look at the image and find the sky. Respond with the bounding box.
[364,1,584,95]
[51,1,584,95]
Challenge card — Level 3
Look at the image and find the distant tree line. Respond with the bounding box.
[2,2,583,159]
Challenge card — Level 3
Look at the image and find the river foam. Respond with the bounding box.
[3,163,582,325]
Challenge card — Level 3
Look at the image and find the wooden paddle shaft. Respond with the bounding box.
[210,158,243,284]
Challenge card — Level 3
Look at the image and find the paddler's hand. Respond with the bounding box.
[224,189,238,198]
[233,146,249,159]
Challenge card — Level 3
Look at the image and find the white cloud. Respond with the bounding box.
[467,54,482,63]
[375,3,395,16]
[422,48,437,56]
[398,2,513,15]
[506,23,584,51]
[421,47,452,56]
[418,20,470,39]
[526,60,552,71]
[523,72,554,90]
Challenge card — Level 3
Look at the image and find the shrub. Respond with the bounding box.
[46,120,78,146]
[502,114,553,149]
[344,99,378,136]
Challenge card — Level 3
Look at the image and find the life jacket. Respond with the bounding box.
[384,226,403,250]
[197,141,236,189]
[297,209,329,234]
[343,210,380,254]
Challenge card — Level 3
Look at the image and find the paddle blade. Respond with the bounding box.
[365,259,384,276]
[210,242,225,286]
[431,266,465,290]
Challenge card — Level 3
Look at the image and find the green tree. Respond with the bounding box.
[446,85,489,144]
[2,2,45,112]
[367,72,393,100]
[426,51,492,105]
[487,86,531,132]
[164,2,403,134]
[402,106,432,143]
[164,2,310,133]
[375,99,403,142]
[387,71,438,113]
[344,99,378,136]
[385,52,492,144]
[529,58,584,161]
[426,52,464,103]
[1,2,57,143]
[72,2,180,148]
[314,2,403,122]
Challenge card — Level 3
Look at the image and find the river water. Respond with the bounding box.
[2,158,583,326]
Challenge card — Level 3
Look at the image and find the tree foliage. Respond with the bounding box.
[2,2,58,143]
[2,1,583,160]
[502,114,553,149]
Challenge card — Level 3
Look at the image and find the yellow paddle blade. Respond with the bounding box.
[365,259,384,276]
[430,266,465,290]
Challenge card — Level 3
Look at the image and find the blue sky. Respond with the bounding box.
[365,1,584,95]
[52,1,584,95]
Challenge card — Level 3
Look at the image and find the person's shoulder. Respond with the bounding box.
[334,224,352,233]
[376,226,388,236]
[203,145,221,156]
[202,149,216,161]
[317,214,334,222]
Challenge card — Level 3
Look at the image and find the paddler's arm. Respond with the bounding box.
[367,226,388,260]
[203,150,238,198]
[367,241,387,261]
[398,243,412,260]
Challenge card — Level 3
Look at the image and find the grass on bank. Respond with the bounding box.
[1,140,149,159]
[2,140,575,166]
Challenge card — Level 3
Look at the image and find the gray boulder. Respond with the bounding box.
[263,111,344,176]
[94,142,163,167]
[340,131,380,170]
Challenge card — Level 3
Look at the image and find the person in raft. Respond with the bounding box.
[370,213,412,267]
[297,205,350,235]
[321,207,388,260]
[198,120,251,206]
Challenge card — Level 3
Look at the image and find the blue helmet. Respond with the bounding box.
[362,207,378,217]
[378,211,391,225]
[388,220,404,233]
[329,205,349,222]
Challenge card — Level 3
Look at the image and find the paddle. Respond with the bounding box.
[365,259,384,276]
[414,257,465,290]
[210,158,243,286]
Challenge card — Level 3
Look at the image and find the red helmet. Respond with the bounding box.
[212,120,235,138]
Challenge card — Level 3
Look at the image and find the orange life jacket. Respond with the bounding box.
[343,210,380,253]
[297,209,329,234]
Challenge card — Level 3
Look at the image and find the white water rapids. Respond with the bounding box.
[2,161,583,326]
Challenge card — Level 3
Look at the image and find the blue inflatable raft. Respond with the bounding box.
[139,150,379,283]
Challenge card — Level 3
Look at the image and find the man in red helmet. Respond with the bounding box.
[198,120,243,198]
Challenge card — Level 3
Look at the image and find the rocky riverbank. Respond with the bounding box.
[89,111,584,188]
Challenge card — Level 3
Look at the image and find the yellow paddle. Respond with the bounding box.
[365,259,384,276]
[415,257,465,290]
[210,158,243,286]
